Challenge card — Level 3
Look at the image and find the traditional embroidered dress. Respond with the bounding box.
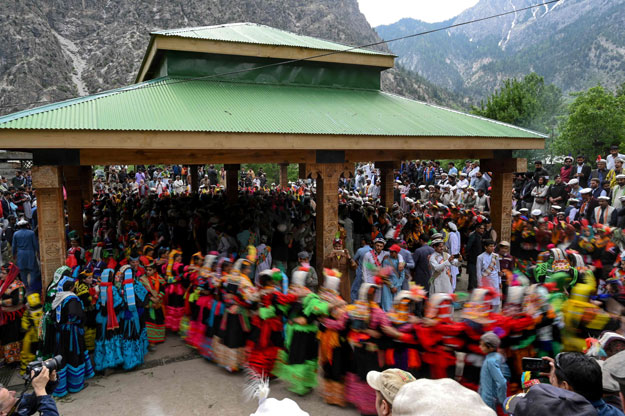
[20,293,43,374]
[180,253,203,339]
[40,266,71,359]
[429,251,458,294]
[388,287,427,378]
[140,269,166,345]
[344,283,390,414]
[248,269,298,377]
[75,273,97,351]
[273,278,329,395]
[119,267,148,370]
[94,269,123,371]
[52,276,95,397]
[213,262,256,372]
[165,251,185,332]
[0,263,25,366]
[317,269,351,407]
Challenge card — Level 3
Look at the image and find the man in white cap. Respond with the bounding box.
[446,222,461,291]
[612,174,625,209]
[568,178,581,199]
[429,238,461,294]
[593,195,617,226]
[607,145,625,170]
[366,369,416,416]
[566,198,580,223]
[363,237,387,284]
[579,188,598,222]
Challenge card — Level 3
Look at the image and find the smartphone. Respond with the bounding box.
[522,357,550,373]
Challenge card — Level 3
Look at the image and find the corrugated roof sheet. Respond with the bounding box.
[0,77,545,139]
[153,23,392,57]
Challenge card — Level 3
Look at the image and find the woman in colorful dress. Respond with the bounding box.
[165,249,186,332]
[180,252,203,339]
[75,270,97,351]
[19,292,43,374]
[273,267,329,395]
[140,261,167,348]
[0,263,25,367]
[52,276,94,397]
[40,266,72,360]
[119,265,148,370]
[94,268,123,371]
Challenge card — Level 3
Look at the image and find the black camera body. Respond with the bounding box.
[24,355,63,381]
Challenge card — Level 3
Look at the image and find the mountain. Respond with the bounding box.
[0,0,461,117]
[376,0,625,99]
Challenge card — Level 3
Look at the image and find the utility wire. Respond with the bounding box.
[0,0,562,112]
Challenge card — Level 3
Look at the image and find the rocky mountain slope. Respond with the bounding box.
[376,0,625,99]
[0,0,460,117]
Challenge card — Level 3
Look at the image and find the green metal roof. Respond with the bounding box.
[153,23,392,57]
[0,77,545,139]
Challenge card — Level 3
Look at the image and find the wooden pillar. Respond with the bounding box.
[32,166,67,291]
[224,164,240,203]
[308,163,352,275]
[481,156,525,244]
[279,163,289,188]
[298,163,307,180]
[80,166,93,203]
[190,164,200,194]
[490,172,514,243]
[63,166,84,243]
[377,161,399,210]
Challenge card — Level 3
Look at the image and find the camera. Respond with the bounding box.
[24,355,63,381]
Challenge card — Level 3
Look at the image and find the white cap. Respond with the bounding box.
[17,219,29,226]
[519,208,529,213]
[531,209,542,216]
[567,179,579,186]
[511,210,520,216]
[616,174,625,180]
[418,185,426,189]
[580,188,592,194]
[291,270,308,286]
[551,205,561,210]
[598,196,610,201]
[392,378,496,416]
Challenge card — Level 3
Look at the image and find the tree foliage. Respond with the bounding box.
[552,85,625,158]
[472,73,563,133]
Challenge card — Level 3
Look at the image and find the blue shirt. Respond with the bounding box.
[479,352,509,410]
[591,399,625,416]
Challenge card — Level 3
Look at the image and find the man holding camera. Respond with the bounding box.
[0,367,58,416]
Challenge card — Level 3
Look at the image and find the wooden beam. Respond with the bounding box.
[481,158,527,173]
[279,163,288,188]
[0,130,546,152]
[490,172,514,243]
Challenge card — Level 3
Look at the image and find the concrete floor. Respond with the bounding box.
[55,334,355,416]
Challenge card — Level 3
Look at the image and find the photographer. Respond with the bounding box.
[0,367,58,416]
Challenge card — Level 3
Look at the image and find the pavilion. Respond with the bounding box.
[0,23,545,287]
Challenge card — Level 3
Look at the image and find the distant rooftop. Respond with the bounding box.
[152,23,393,57]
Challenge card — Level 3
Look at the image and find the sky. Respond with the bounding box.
[357,0,480,26]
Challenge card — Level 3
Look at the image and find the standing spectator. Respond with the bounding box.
[11,171,25,190]
[447,222,461,290]
[12,219,40,293]
[479,332,509,412]
[607,145,625,170]
[531,176,550,215]
[429,238,460,294]
[351,236,371,301]
[560,156,574,184]
[466,223,485,291]
[547,175,568,208]
[532,161,549,182]
[412,233,434,288]
[575,155,592,188]
[476,240,502,309]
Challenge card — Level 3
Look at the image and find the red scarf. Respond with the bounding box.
[100,282,119,330]
[0,263,19,298]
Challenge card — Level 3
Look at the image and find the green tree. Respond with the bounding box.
[472,73,563,168]
[552,85,625,158]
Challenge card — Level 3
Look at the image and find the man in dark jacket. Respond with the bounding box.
[574,155,593,188]
[0,366,59,416]
[547,175,569,207]
[466,223,485,290]
[412,234,434,288]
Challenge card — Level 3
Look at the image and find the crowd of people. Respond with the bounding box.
[2,154,625,415]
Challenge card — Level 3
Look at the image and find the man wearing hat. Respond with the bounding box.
[429,237,461,294]
[324,239,355,300]
[11,219,40,293]
[565,198,580,222]
[366,369,416,416]
[593,195,617,226]
[363,238,387,285]
[612,174,625,209]
[579,188,598,222]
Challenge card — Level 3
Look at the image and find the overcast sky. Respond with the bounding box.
[357,0,480,26]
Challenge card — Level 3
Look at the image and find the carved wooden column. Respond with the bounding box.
[80,166,93,203]
[298,163,307,180]
[481,156,525,244]
[32,166,67,291]
[63,166,84,243]
[377,161,400,210]
[279,163,289,189]
[224,164,240,203]
[190,165,200,194]
[308,163,352,275]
